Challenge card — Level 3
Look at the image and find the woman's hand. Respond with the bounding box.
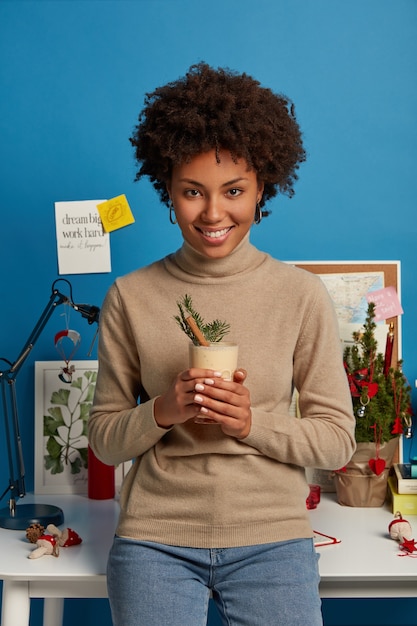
[193,368,252,438]
[154,368,252,439]
[154,368,209,429]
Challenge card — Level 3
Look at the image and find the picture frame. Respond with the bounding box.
[34,360,98,494]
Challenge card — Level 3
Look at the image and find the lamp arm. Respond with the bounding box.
[0,281,100,513]
[7,288,69,380]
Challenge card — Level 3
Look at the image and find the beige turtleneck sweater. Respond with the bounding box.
[89,235,355,548]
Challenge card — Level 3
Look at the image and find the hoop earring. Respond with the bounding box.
[254,202,262,225]
[169,201,177,225]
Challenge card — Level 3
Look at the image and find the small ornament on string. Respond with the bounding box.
[345,363,379,417]
[403,413,413,439]
[389,511,417,556]
[357,394,370,418]
[391,375,414,439]
[368,423,386,476]
[54,302,81,383]
[54,328,81,383]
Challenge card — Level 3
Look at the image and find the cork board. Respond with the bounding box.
[289,261,402,365]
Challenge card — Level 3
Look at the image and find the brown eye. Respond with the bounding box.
[228,188,242,197]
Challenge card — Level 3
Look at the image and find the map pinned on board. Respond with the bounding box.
[96,194,135,233]
[366,286,403,322]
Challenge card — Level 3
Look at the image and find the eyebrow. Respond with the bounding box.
[177,177,249,187]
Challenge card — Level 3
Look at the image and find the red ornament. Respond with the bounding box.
[347,365,378,394]
[400,538,417,553]
[368,457,386,476]
[363,381,379,398]
[389,512,416,556]
[391,416,403,435]
[61,528,82,547]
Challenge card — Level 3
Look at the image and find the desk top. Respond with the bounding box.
[0,494,119,581]
[310,493,417,586]
[0,493,417,588]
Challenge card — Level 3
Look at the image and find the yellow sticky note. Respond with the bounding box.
[96,194,135,233]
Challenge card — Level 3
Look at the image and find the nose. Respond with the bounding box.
[201,195,223,223]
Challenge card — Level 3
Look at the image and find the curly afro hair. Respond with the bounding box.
[130,62,306,211]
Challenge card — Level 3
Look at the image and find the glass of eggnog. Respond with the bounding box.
[189,342,238,381]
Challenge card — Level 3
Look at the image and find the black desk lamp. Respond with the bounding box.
[0,279,100,530]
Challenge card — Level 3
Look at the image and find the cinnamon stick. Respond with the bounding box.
[185,316,210,346]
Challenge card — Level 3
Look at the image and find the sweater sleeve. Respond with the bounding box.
[88,283,171,466]
[241,281,356,471]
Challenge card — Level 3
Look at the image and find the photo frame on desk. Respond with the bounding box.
[34,360,98,494]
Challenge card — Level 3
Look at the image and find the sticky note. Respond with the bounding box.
[366,286,403,322]
[96,194,135,232]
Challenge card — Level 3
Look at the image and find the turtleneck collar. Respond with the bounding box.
[164,233,267,281]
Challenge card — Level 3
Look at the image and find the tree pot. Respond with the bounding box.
[334,437,399,507]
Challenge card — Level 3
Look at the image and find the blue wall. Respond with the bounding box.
[1,1,416,624]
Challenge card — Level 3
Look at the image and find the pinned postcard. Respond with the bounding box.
[96,194,135,233]
[366,287,403,322]
[55,200,111,275]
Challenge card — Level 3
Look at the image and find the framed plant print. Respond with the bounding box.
[34,360,98,494]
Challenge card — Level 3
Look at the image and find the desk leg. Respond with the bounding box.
[1,580,30,626]
[43,598,64,626]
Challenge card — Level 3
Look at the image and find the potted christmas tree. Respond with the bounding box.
[334,302,412,507]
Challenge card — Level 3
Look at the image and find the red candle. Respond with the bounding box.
[383,322,394,377]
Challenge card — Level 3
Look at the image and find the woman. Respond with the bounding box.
[89,63,355,626]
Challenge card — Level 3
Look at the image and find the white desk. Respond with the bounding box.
[1,493,417,626]
[310,494,417,598]
[0,494,118,626]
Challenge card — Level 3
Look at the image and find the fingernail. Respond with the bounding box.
[203,378,215,385]
[194,394,203,403]
[213,371,222,377]
[195,383,205,391]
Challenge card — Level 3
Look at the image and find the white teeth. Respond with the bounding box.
[201,228,230,238]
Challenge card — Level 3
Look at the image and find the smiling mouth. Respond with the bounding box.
[197,227,233,239]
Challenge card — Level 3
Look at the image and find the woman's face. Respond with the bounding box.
[167,149,263,259]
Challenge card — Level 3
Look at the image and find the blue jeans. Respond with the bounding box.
[107,537,322,626]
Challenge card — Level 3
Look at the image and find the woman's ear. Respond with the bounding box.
[257,181,264,204]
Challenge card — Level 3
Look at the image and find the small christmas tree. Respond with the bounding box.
[343,302,412,444]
